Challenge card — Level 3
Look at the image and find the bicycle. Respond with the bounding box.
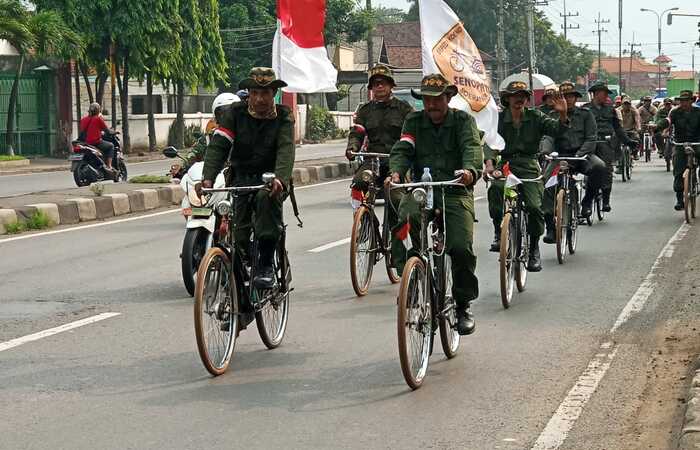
[642,124,654,163]
[670,141,700,224]
[390,173,467,389]
[488,171,542,309]
[545,153,587,264]
[348,152,399,296]
[194,173,291,376]
[619,140,633,182]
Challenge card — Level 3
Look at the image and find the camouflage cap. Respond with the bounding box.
[410,74,458,99]
[499,80,532,107]
[238,67,287,90]
[587,81,612,94]
[642,95,653,102]
[664,97,673,104]
[559,81,582,98]
[676,90,696,101]
[367,64,396,89]
[542,87,558,100]
[621,95,632,104]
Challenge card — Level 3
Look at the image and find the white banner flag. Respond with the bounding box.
[418,0,505,150]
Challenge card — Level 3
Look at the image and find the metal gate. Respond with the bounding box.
[0,71,57,156]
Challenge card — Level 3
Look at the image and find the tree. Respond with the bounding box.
[0,0,82,156]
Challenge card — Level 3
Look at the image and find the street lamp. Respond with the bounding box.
[640,7,679,95]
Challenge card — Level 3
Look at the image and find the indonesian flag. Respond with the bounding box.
[395,222,412,251]
[545,164,560,188]
[418,0,505,150]
[502,163,522,188]
[272,0,338,93]
[350,188,364,210]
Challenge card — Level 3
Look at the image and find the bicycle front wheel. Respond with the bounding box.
[515,211,528,292]
[596,193,605,222]
[194,247,238,376]
[684,169,693,224]
[350,206,376,296]
[437,255,460,358]
[255,247,290,349]
[499,213,516,309]
[626,150,633,181]
[568,194,579,255]
[555,190,568,264]
[397,256,432,390]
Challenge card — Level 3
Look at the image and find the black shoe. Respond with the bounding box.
[456,308,475,336]
[543,215,556,244]
[581,203,592,218]
[675,192,685,211]
[602,203,611,212]
[253,265,275,290]
[527,239,542,272]
[489,228,501,252]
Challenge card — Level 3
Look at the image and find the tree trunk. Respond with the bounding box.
[74,61,82,120]
[115,54,131,153]
[5,53,25,156]
[146,72,156,152]
[79,61,94,103]
[175,79,185,148]
[95,71,107,105]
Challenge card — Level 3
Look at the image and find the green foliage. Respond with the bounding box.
[5,210,54,234]
[0,155,26,161]
[168,121,202,148]
[129,174,172,183]
[4,221,25,234]
[307,107,339,143]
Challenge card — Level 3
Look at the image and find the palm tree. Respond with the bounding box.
[0,0,81,155]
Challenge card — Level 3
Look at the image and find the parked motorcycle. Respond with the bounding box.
[69,131,127,187]
[163,147,227,296]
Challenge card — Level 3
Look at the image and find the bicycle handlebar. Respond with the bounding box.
[670,141,700,147]
[544,154,587,161]
[349,151,390,159]
[390,177,465,189]
[486,174,543,182]
[202,184,267,193]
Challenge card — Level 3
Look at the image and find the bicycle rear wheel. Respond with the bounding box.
[515,211,528,293]
[350,206,376,296]
[194,247,238,376]
[684,169,693,224]
[568,194,579,255]
[555,190,568,264]
[499,213,516,309]
[397,257,432,390]
[437,255,460,358]
[596,193,605,221]
[255,246,290,349]
[382,207,400,284]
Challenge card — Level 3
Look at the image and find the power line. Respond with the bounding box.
[593,12,610,79]
[560,0,580,40]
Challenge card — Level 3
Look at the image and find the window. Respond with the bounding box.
[131,95,163,114]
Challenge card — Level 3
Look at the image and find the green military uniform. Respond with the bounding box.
[202,68,295,250]
[485,82,568,241]
[656,90,700,204]
[389,74,482,308]
[654,100,673,155]
[347,65,413,190]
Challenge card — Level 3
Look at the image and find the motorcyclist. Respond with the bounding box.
[79,102,118,178]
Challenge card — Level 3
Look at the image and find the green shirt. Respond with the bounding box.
[657,106,700,143]
[390,109,483,185]
[484,107,566,161]
[555,106,597,156]
[202,102,295,185]
[347,97,414,154]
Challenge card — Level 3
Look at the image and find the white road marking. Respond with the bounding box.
[530,222,690,450]
[296,177,352,190]
[0,312,121,353]
[309,237,351,253]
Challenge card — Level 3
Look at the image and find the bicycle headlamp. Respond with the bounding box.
[560,161,569,171]
[412,188,427,204]
[216,200,232,216]
[360,169,374,183]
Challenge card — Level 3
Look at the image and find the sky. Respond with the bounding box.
[375,0,699,70]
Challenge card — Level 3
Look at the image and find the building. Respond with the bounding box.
[589,55,671,92]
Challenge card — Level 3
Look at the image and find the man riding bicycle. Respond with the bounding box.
[619,96,641,161]
[653,90,700,210]
[484,81,569,272]
[388,74,482,336]
[541,82,607,243]
[346,64,413,209]
[201,67,295,289]
[654,98,674,156]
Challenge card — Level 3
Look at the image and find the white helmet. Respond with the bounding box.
[211,92,240,113]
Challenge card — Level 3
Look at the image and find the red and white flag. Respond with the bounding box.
[395,222,412,251]
[544,164,560,188]
[502,162,522,188]
[418,0,505,150]
[272,0,337,93]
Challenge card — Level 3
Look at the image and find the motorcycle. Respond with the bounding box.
[69,131,127,187]
[163,147,227,296]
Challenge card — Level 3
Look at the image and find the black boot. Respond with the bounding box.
[581,191,593,218]
[675,192,685,211]
[253,239,277,290]
[543,215,556,244]
[527,237,542,272]
[602,189,612,212]
[456,306,475,336]
[489,224,501,252]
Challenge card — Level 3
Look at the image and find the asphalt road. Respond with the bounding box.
[0,142,346,198]
[0,160,692,449]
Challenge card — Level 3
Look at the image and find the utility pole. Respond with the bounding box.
[618,0,623,91]
[526,1,549,105]
[366,0,373,71]
[627,33,641,93]
[560,0,580,40]
[496,0,507,88]
[593,13,610,81]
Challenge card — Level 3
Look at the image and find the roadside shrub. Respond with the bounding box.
[0,155,26,161]
[5,220,25,234]
[129,174,171,184]
[6,211,54,234]
[307,107,338,143]
[89,182,105,196]
[167,121,203,148]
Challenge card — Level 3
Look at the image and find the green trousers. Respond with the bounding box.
[488,170,545,237]
[390,189,479,307]
[233,190,285,248]
[673,145,700,193]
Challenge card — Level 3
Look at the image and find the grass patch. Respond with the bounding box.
[4,211,54,234]
[4,220,26,234]
[0,155,27,161]
[129,174,171,184]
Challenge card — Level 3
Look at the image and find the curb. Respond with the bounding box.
[679,359,700,450]
[0,161,358,235]
[0,159,30,169]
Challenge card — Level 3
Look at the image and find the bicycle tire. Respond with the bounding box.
[596,194,605,222]
[499,213,515,309]
[568,193,579,255]
[515,211,528,293]
[626,151,632,181]
[438,255,460,358]
[383,207,400,284]
[255,247,290,349]
[621,150,628,182]
[555,190,568,264]
[182,227,210,297]
[350,206,376,296]
[397,256,431,390]
[684,169,693,224]
[691,168,697,220]
[194,247,238,376]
